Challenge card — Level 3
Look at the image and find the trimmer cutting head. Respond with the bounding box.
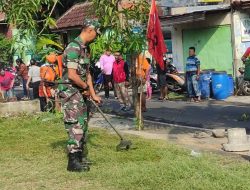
[116,140,132,151]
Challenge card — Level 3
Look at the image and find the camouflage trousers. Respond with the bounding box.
[59,87,88,154]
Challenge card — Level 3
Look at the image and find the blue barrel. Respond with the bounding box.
[200,72,211,99]
[228,74,234,96]
[202,69,215,97]
[212,71,229,100]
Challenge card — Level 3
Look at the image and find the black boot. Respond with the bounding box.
[67,153,90,172]
[76,151,93,166]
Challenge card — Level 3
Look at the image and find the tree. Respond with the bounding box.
[0,0,63,59]
[91,0,150,130]
[0,34,13,63]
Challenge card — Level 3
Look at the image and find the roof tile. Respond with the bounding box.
[55,2,95,30]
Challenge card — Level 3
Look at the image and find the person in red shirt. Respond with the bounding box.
[112,51,131,111]
[241,47,250,62]
[0,69,15,100]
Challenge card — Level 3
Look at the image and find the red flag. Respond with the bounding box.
[147,0,167,70]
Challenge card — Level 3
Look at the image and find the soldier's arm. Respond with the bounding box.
[68,68,88,89]
[87,73,101,103]
[86,73,95,96]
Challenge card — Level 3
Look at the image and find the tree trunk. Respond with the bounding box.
[130,53,143,130]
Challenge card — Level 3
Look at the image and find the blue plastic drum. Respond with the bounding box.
[228,74,234,96]
[200,72,211,99]
[212,72,229,100]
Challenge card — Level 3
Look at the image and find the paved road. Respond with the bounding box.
[101,93,250,130]
[14,86,250,130]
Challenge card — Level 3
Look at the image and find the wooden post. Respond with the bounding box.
[131,52,145,131]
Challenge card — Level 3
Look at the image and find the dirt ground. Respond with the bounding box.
[89,113,250,160]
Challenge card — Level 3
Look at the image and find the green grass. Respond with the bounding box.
[1,113,250,190]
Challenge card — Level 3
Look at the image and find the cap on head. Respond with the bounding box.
[82,19,101,34]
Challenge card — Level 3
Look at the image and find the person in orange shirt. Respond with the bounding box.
[136,54,150,112]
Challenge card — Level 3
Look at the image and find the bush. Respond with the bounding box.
[0,34,13,63]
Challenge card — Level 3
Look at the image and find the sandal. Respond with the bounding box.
[164,96,169,101]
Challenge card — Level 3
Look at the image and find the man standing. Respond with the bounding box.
[156,56,169,100]
[16,58,29,100]
[58,19,101,172]
[26,59,41,99]
[99,48,115,99]
[112,51,130,111]
[186,47,201,102]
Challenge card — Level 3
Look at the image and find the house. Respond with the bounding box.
[231,0,250,74]
[0,13,12,38]
[159,0,250,77]
[52,2,95,45]
[159,0,236,75]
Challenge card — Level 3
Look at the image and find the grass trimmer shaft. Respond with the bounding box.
[90,100,132,151]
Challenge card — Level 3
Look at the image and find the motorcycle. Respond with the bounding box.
[236,67,250,96]
[89,64,104,93]
[166,62,186,93]
[94,72,104,93]
[150,62,186,93]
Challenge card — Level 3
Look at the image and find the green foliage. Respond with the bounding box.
[0,0,55,35]
[1,0,61,59]
[90,0,149,60]
[35,33,63,60]
[0,34,13,62]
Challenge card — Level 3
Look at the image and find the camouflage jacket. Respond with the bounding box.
[60,36,90,92]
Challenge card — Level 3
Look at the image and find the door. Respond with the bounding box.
[183,26,234,74]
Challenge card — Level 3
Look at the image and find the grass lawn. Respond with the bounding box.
[1,113,250,190]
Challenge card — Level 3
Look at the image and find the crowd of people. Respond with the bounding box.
[0,46,203,113]
[96,49,156,112]
[0,58,57,112]
[0,50,171,113]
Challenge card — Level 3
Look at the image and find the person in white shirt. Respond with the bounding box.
[26,59,41,99]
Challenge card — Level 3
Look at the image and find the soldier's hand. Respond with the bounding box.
[82,90,90,97]
[92,95,102,104]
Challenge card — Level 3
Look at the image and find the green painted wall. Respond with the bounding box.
[183,25,233,74]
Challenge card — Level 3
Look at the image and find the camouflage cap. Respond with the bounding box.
[82,19,101,34]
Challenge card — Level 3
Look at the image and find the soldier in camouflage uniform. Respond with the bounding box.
[58,19,101,172]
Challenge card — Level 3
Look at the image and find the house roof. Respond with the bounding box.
[53,2,95,31]
[0,12,5,22]
[53,1,152,32]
